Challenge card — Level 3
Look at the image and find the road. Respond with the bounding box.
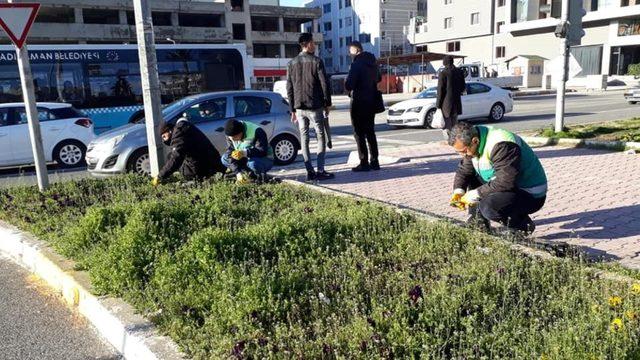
[1,91,637,186]
[0,255,119,360]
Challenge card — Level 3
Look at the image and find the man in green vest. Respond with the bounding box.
[448,122,547,235]
[222,119,274,183]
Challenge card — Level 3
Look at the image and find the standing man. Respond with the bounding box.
[152,116,226,186]
[286,32,334,182]
[436,55,466,135]
[345,41,381,172]
[448,122,547,235]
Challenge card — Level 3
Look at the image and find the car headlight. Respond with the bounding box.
[406,107,423,113]
[111,134,125,149]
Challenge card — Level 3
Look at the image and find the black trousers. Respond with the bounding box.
[350,107,379,164]
[468,178,546,231]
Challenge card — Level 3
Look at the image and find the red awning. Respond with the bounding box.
[254,69,287,77]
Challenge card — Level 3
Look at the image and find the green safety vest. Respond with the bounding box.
[232,121,274,159]
[473,126,548,198]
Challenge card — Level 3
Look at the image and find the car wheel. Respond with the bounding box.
[271,134,299,166]
[53,140,86,168]
[629,101,637,105]
[489,103,505,122]
[127,148,151,176]
[424,108,436,129]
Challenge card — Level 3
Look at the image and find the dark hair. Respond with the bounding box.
[224,119,245,136]
[349,40,363,52]
[298,32,313,46]
[443,55,454,66]
[448,122,478,146]
[160,122,174,135]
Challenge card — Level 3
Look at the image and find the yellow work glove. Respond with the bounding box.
[231,149,247,161]
[449,189,466,210]
[460,189,480,208]
[236,172,252,184]
[151,177,160,187]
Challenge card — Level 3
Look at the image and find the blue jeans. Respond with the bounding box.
[222,153,273,176]
[296,109,326,173]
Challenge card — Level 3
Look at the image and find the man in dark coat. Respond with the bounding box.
[436,55,466,133]
[345,41,381,172]
[152,118,226,185]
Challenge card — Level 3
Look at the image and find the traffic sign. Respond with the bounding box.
[0,3,40,49]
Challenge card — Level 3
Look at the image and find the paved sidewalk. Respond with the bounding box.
[286,143,640,269]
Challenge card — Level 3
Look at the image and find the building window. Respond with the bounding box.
[253,44,280,58]
[409,11,415,20]
[496,21,504,33]
[530,65,542,74]
[339,19,343,28]
[325,40,333,49]
[231,0,244,11]
[382,11,387,23]
[495,46,506,58]
[497,0,505,6]
[178,13,223,28]
[324,21,332,31]
[283,18,305,32]
[340,56,344,66]
[345,0,352,7]
[345,17,352,27]
[35,7,75,23]
[324,57,333,68]
[359,33,371,43]
[340,37,344,47]
[446,41,460,52]
[444,0,453,4]
[339,0,343,9]
[618,18,640,36]
[381,30,386,39]
[471,12,480,25]
[232,23,246,40]
[285,44,299,58]
[252,16,279,32]
[83,9,119,24]
[323,3,331,13]
[444,17,453,29]
[416,45,428,52]
[346,36,353,45]
[152,12,172,26]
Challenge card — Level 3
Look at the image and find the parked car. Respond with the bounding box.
[0,103,94,168]
[386,82,514,128]
[624,87,640,104]
[86,91,301,177]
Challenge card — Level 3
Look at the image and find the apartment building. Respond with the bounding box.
[409,0,640,79]
[2,0,322,89]
[305,0,421,74]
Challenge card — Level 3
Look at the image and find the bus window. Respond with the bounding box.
[86,63,141,107]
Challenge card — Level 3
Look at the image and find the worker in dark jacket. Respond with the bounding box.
[345,41,381,172]
[153,118,226,185]
[286,32,334,182]
[221,119,273,183]
[448,122,547,235]
[436,55,466,134]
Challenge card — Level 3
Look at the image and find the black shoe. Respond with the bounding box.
[521,216,536,235]
[315,171,335,180]
[370,160,380,171]
[352,163,370,172]
[306,171,317,182]
[327,141,333,149]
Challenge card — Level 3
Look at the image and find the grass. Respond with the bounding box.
[1,176,640,358]
[536,118,640,142]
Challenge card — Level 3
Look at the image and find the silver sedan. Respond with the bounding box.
[86,91,301,177]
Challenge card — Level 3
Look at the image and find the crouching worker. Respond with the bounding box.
[152,118,226,186]
[222,119,274,184]
[448,122,547,235]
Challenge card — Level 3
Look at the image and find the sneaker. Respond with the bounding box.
[315,171,335,180]
[352,163,370,172]
[306,171,317,182]
[370,160,380,171]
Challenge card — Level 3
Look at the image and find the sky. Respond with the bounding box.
[280,0,305,6]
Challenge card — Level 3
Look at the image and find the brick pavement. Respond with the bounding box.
[285,143,640,269]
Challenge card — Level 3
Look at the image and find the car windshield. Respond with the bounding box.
[133,97,197,124]
[415,87,437,99]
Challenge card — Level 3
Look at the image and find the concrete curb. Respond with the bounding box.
[0,220,185,360]
[522,136,640,152]
[282,179,640,283]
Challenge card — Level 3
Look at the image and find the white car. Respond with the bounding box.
[0,103,95,168]
[387,82,514,128]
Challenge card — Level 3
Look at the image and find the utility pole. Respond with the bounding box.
[5,1,48,191]
[133,0,164,177]
[387,36,391,94]
[554,0,570,133]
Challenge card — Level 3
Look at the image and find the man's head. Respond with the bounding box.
[443,55,454,67]
[198,102,219,118]
[298,32,316,54]
[224,119,245,141]
[349,41,363,57]
[448,122,481,158]
[160,123,175,146]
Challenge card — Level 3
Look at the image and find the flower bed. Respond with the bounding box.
[1,176,639,359]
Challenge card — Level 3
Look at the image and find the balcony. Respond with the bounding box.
[251,31,322,43]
